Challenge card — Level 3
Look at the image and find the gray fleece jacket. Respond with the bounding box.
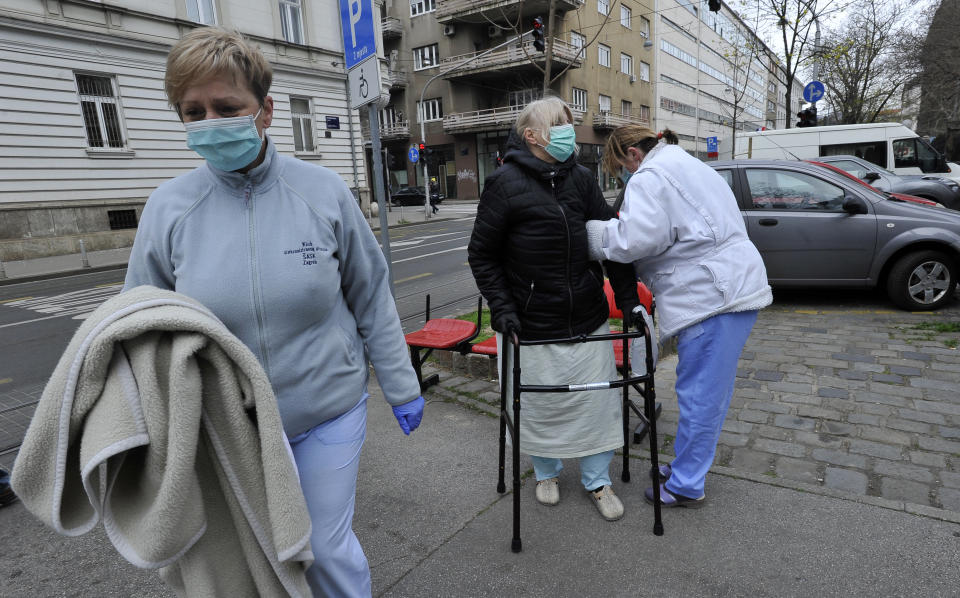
[124,136,420,436]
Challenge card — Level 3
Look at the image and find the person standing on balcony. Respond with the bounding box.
[586,125,772,508]
[468,97,640,522]
[123,28,424,597]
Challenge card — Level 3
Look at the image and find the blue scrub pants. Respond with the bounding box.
[289,398,371,598]
[666,310,758,500]
[532,450,615,491]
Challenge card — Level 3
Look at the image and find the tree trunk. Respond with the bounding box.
[542,0,556,94]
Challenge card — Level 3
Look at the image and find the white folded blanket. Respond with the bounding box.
[12,286,312,597]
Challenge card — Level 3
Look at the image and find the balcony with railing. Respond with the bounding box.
[385,68,409,89]
[381,16,403,39]
[440,38,582,80]
[592,111,650,130]
[436,0,584,22]
[444,105,585,134]
[362,120,410,142]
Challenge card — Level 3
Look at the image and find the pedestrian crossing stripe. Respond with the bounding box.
[2,284,122,319]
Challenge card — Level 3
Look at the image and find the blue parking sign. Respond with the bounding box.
[408,146,420,163]
[339,0,378,70]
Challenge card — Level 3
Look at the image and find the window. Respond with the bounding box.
[572,88,587,111]
[186,0,217,24]
[621,100,632,116]
[108,209,138,230]
[639,16,650,37]
[279,0,304,45]
[598,0,609,15]
[75,73,125,149]
[508,88,541,107]
[417,97,443,122]
[570,31,586,60]
[715,169,734,190]
[620,53,633,77]
[620,5,632,28]
[599,94,611,113]
[745,169,845,211]
[821,142,887,168]
[598,44,610,67]
[409,0,435,16]
[290,97,314,152]
[640,104,651,122]
[413,44,439,70]
[639,61,650,82]
[893,137,943,173]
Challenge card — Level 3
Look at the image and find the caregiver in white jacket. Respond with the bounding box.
[586,126,773,508]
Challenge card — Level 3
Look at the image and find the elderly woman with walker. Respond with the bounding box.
[586,125,773,508]
[469,97,641,522]
[123,28,424,597]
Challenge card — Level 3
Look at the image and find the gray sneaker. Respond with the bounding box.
[589,485,624,521]
[535,477,560,506]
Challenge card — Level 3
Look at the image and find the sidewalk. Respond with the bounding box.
[3,361,959,596]
[0,201,474,286]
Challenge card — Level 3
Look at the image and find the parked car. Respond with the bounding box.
[390,186,442,207]
[711,159,960,310]
[806,161,942,207]
[814,155,960,209]
[0,467,15,507]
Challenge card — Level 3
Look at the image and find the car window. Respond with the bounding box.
[745,169,846,211]
[825,159,867,179]
[715,169,735,190]
[821,141,886,168]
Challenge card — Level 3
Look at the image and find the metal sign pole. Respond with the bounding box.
[368,106,395,297]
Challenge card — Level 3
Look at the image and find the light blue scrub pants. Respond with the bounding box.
[289,397,371,598]
[666,310,758,500]
[532,451,615,491]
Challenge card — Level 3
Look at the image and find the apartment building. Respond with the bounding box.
[652,0,802,159]
[375,0,655,201]
[0,0,367,260]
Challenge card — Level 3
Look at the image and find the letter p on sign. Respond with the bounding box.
[350,0,362,47]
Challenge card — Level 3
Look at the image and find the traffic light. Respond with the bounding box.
[796,107,818,127]
[532,17,545,52]
[708,0,721,11]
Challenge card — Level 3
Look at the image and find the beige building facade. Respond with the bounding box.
[376,0,655,201]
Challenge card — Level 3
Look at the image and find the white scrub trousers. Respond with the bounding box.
[289,397,372,598]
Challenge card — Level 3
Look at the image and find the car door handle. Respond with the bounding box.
[758,218,778,226]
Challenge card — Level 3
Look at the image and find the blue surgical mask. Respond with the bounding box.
[540,124,576,162]
[185,108,264,171]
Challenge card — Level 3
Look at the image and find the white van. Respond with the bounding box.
[733,123,960,183]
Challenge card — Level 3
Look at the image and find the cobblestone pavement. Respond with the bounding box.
[425,291,960,516]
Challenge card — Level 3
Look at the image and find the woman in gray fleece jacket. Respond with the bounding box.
[123,28,423,598]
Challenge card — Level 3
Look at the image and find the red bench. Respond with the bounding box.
[405,295,483,391]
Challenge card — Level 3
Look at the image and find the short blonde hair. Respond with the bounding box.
[164,28,272,109]
[515,96,574,142]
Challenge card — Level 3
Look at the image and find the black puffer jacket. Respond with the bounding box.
[468,131,639,340]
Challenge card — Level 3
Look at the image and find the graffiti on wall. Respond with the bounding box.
[456,169,477,182]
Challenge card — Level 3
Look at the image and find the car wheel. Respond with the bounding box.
[886,250,958,310]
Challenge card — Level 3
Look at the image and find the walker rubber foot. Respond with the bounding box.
[654,523,664,536]
[497,482,506,493]
[511,538,522,553]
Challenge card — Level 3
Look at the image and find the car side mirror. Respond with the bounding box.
[863,172,881,183]
[842,196,868,214]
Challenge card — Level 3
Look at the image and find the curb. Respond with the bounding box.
[0,263,128,287]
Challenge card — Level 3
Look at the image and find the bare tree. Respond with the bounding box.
[810,0,910,124]
[908,0,960,158]
[717,20,766,152]
[484,0,621,94]
[752,0,848,127]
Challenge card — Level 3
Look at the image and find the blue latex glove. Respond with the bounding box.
[392,396,425,435]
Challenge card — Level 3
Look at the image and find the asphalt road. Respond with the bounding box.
[0,215,479,456]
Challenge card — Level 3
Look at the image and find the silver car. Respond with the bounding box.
[711,159,960,310]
